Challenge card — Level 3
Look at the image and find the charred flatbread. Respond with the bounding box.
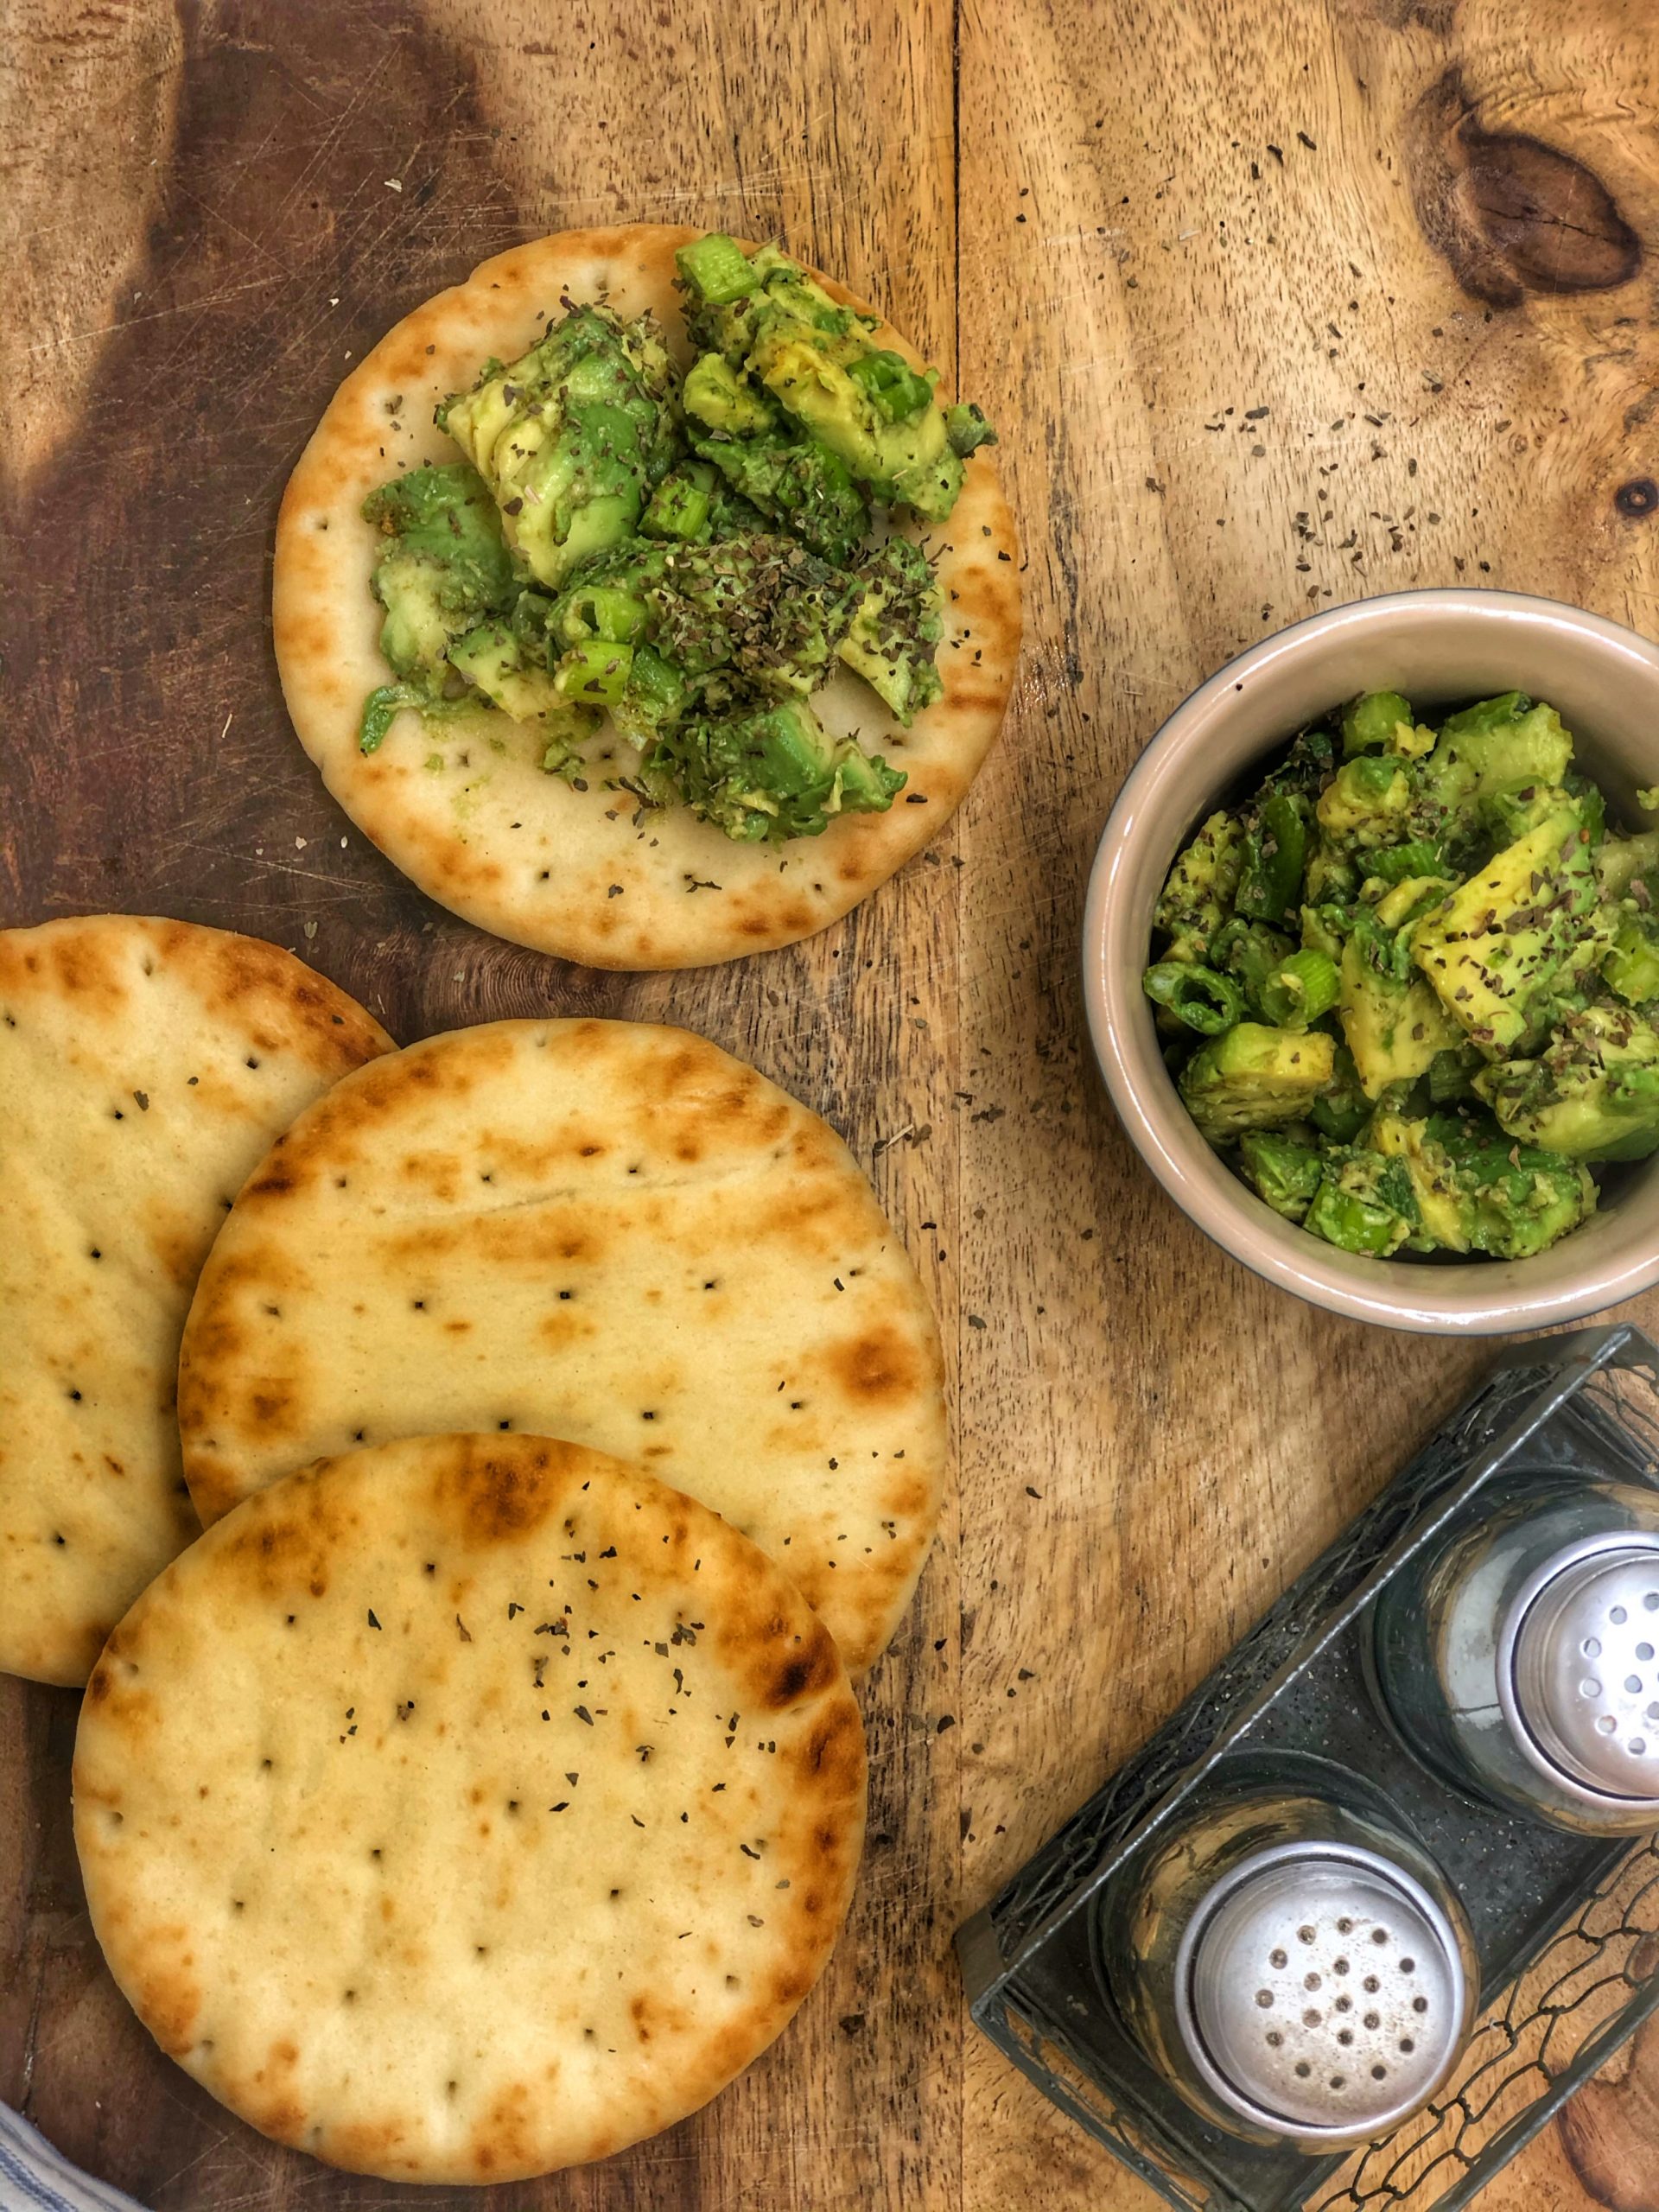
[178,1018,946,1674]
[73,1432,866,2182]
[273,225,1019,969]
[0,915,391,1686]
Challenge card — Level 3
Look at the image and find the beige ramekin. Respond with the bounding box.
[1083,589,1659,1334]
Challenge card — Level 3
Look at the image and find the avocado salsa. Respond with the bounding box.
[1146,689,1659,1261]
[355,232,996,845]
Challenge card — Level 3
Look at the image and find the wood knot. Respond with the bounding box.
[1615,480,1659,521]
[1408,67,1640,308]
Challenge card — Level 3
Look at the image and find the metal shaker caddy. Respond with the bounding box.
[958,1328,1659,2212]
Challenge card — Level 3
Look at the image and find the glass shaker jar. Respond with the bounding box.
[1370,1471,1659,1834]
[1095,1755,1478,2150]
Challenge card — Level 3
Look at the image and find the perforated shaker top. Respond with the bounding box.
[1505,1535,1659,1808]
[1175,1843,1468,2139]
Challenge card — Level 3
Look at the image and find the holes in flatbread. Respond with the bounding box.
[246,1057,260,1070]
[342,1990,357,2005]
[446,2080,458,2097]
[88,1247,101,1261]
[232,1898,244,1912]
[67,1388,83,1402]
[475,1944,488,1957]
[51,1532,66,1547]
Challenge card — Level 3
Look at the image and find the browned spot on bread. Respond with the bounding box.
[247,1383,302,1433]
[138,1962,202,2056]
[766,1623,840,1709]
[438,1439,563,1542]
[826,1326,922,1407]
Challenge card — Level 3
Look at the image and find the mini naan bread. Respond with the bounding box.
[178,1018,944,1673]
[272,225,1020,969]
[0,916,392,1687]
[73,1433,867,2183]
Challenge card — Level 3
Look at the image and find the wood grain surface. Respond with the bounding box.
[3,1,1659,2207]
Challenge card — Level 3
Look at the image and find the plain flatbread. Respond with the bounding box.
[0,916,392,1687]
[272,224,1020,969]
[73,1432,867,2182]
[178,1018,945,1674]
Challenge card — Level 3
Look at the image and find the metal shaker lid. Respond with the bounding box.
[1500,1532,1659,1810]
[1173,1842,1468,2140]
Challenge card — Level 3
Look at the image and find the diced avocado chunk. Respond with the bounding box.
[1409,804,1601,1056]
[362,462,514,681]
[690,418,870,567]
[1353,1109,1594,1258]
[1338,934,1460,1098]
[683,353,776,436]
[1305,1148,1420,1256]
[753,328,963,518]
[1603,907,1659,1006]
[1366,1112,1473,1252]
[1598,830,1659,902]
[1154,810,1244,965]
[450,617,562,723]
[1316,755,1413,849]
[1474,1002,1659,1161]
[1340,690,1415,759]
[836,536,944,724]
[440,303,678,588]
[1309,1043,1371,1141]
[1482,779,1576,846]
[1237,1128,1325,1221]
[1421,694,1573,816]
[677,237,992,527]
[639,696,904,844]
[1177,1023,1335,1143]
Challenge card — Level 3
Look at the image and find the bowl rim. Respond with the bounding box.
[1081,586,1659,1335]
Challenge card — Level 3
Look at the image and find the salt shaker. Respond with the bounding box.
[1095,1766,1477,2150]
[1370,1471,1659,1834]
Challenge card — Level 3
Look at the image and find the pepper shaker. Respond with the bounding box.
[1370,1470,1659,1834]
[1095,1761,1477,2150]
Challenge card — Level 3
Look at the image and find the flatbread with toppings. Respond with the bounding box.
[273,225,1020,969]
[73,1432,866,2181]
[177,1018,946,1674]
[0,915,391,1686]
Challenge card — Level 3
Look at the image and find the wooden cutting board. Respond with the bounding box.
[4,1,1659,2206]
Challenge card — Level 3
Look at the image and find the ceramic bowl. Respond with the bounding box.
[1082,588,1659,1334]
